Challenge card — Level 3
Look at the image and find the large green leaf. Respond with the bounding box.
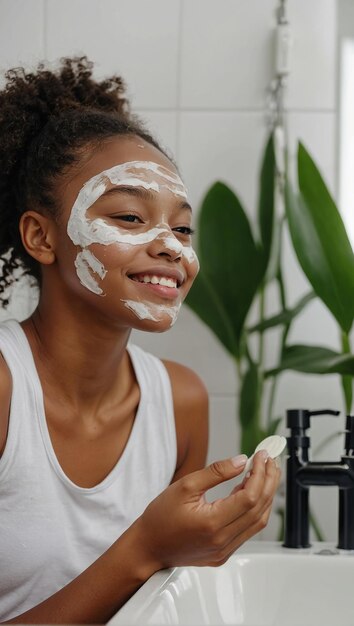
[199,182,266,354]
[285,143,354,333]
[248,291,315,333]
[185,270,237,355]
[239,362,259,429]
[266,344,354,377]
[258,133,275,266]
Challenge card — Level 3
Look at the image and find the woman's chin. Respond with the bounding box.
[122,299,181,332]
[135,315,179,333]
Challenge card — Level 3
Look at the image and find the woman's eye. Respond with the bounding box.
[173,226,195,236]
[113,214,142,223]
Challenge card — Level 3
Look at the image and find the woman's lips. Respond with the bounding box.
[129,277,180,300]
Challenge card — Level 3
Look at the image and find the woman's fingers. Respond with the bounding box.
[204,460,281,564]
[182,455,248,498]
[208,457,280,545]
[212,450,274,525]
[227,458,280,532]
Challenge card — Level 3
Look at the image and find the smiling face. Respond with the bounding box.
[54,136,199,331]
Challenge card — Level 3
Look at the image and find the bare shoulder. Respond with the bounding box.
[0,352,12,456]
[163,360,208,407]
[162,360,209,480]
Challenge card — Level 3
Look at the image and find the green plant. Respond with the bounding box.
[186,134,354,459]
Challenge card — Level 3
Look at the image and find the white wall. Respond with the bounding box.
[338,0,354,245]
[0,0,342,541]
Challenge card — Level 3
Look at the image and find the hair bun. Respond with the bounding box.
[1,56,129,175]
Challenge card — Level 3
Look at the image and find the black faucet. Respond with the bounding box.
[283,408,354,550]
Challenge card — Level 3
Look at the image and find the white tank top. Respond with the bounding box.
[0,320,177,621]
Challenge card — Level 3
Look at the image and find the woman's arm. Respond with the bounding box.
[4,519,158,624]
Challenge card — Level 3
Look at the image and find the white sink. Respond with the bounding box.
[108,541,354,626]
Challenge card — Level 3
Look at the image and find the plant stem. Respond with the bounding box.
[258,286,265,365]
[266,376,278,431]
[235,355,242,382]
[341,330,351,355]
[256,288,266,434]
[340,331,353,413]
[266,267,290,429]
[277,267,287,311]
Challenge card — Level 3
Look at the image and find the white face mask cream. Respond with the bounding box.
[121,300,181,326]
[67,160,198,323]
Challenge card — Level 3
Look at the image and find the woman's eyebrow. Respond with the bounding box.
[100,185,192,212]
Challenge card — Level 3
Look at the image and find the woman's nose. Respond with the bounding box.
[148,230,183,262]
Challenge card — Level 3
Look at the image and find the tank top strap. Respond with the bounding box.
[0,319,42,478]
[127,342,177,467]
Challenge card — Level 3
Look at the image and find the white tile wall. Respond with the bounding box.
[180,0,275,110]
[0,276,37,323]
[134,110,178,160]
[0,0,340,541]
[0,0,44,73]
[178,111,269,216]
[287,0,337,110]
[46,0,181,109]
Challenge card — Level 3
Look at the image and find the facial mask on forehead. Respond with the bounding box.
[66,160,198,299]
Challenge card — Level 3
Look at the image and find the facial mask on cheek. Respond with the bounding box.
[183,245,199,267]
[74,249,107,296]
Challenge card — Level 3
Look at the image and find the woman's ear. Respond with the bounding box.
[19,211,57,265]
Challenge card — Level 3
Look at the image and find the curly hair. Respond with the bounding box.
[0,56,166,307]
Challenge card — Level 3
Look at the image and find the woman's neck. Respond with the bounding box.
[21,302,133,413]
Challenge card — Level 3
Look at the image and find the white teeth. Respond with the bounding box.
[133,274,177,288]
[159,277,176,288]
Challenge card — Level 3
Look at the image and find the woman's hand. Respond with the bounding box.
[136,450,281,570]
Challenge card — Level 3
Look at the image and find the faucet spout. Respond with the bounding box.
[297,462,354,489]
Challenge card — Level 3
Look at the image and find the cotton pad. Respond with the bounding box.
[243,435,287,475]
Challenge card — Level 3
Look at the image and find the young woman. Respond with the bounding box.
[0,57,280,624]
